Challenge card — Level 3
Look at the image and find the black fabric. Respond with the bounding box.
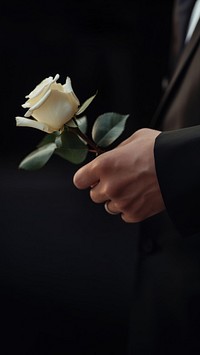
[128,3,200,355]
[0,158,139,355]
[154,127,200,236]
[169,0,196,73]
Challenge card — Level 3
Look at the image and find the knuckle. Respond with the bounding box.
[90,160,100,175]
[114,200,129,211]
[102,182,115,199]
[98,153,114,174]
[121,214,135,223]
[90,188,101,203]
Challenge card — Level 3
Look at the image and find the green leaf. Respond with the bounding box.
[19,143,57,170]
[76,92,97,116]
[66,116,87,134]
[76,116,87,134]
[92,112,129,147]
[55,130,88,164]
[37,131,59,148]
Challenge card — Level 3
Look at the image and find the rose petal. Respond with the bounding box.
[51,82,64,92]
[31,90,78,129]
[25,74,60,100]
[24,88,51,116]
[25,77,52,100]
[15,116,55,133]
[63,77,80,106]
[63,77,73,93]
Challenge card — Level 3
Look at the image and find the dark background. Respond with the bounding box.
[1,1,173,354]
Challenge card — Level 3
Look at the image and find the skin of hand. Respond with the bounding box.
[73,128,166,223]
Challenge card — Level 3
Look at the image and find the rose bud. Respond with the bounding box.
[16,74,80,133]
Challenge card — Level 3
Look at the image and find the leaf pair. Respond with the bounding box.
[19,129,88,170]
[19,111,129,171]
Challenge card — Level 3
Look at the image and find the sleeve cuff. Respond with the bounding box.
[154,126,200,237]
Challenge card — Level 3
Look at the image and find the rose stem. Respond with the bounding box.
[66,124,104,156]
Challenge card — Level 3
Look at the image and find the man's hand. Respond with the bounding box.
[73,128,165,223]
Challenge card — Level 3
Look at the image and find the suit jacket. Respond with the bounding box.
[128,17,200,355]
[154,18,200,237]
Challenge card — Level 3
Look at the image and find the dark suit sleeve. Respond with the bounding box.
[154,125,200,237]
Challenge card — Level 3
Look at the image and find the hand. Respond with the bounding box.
[73,128,165,223]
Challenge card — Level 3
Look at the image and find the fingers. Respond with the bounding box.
[73,160,99,189]
[73,150,112,190]
[104,201,120,215]
[104,200,121,215]
[90,183,105,203]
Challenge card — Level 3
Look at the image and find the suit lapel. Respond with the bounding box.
[150,19,200,128]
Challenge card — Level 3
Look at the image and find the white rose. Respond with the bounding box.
[16,74,80,133]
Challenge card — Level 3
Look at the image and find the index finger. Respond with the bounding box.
[73,160,100,190]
